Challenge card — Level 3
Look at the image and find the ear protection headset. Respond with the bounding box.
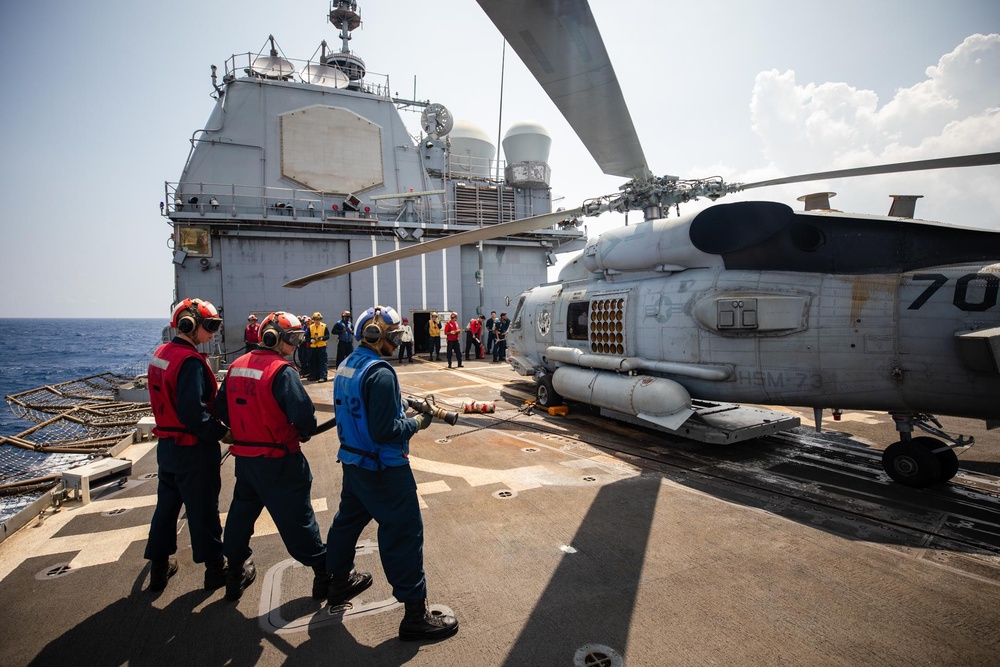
[259,312,303,351]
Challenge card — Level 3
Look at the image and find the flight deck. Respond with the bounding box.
[1,358,998,666]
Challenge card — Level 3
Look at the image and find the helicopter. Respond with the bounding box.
[288,0,1000,487]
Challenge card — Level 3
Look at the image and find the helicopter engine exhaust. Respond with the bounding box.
[551,367,693,430]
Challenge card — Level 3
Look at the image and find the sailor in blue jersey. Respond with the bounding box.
[325,305,459,642]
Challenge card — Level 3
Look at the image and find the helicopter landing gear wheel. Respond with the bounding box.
[536,376,562,408]
[882,440,942,488]
[910,436,959,483]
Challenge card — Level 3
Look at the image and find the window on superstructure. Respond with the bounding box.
[177,227,211,257]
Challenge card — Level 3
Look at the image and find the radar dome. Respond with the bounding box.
[449,120,495,178]
[502,121,551,165]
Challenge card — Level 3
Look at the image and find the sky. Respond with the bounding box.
[1,0,998,318]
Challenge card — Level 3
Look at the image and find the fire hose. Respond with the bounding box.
[405,394,460,426]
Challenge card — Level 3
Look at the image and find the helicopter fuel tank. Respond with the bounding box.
[551,366,693,430]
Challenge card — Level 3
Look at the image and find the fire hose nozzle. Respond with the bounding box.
[406,395,459,426]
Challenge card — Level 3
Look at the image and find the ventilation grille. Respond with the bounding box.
[453,183,515,225]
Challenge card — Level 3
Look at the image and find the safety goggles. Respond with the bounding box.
[202,318,223,334]
[284,330,306,346]
[385,329,403,347]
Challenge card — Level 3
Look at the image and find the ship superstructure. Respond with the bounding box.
[163,1,582,352]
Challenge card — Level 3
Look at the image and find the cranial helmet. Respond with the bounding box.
[354,305,403,352]
[259,311,305,351]
[171,297,222,335]
[312,311,323,320]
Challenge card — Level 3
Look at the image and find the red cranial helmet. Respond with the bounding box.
[259,311,305,350]
[171,298,222,334]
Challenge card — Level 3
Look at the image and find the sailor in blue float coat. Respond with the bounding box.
[333,342,417,469]
[325,305,459,641]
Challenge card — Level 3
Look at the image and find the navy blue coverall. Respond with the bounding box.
[216,364,326,568]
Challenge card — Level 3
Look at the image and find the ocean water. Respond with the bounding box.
[0,319,168,524]
[0,318,167,437]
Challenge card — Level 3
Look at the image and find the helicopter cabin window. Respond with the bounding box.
[566,301,589,340]
[510,296,526,331]
[176,226,211,257]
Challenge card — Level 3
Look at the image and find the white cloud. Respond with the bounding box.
[742,34,1000,227]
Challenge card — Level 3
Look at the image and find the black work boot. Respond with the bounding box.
[326,569,373,607]
[399,599,459,641]
[148,556,178,592]
[225,559,256,601]
[311,564,333,600]
[204,557,227,591]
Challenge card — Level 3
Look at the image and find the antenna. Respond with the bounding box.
[300,63,350,89]
[420,103,454,139]
[326,0,366,83]
[250,35,295,80]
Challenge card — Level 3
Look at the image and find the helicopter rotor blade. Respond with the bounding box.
[477,0,650,181]
[737,152,1000,191]
[284,207,585,288]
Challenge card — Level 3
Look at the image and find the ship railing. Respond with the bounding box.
[164,177,565,233]
[166,182,454,225]
[166,182,335,221]
[221,51,391,99]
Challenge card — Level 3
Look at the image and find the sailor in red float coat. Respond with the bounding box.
[144,297,228,593]
[215,311,329,601]
[243,314,260,352]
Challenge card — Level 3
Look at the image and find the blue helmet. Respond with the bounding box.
[355,305,403,348]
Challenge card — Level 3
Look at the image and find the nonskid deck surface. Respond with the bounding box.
[2,358,999,666]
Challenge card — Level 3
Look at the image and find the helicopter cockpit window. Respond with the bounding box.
[510,296,526,331]
[566,301,589,340]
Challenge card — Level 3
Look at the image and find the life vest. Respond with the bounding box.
[310,321,328,348]
[333,346,409,471]
[148,341,217,446]
[444,320,460,341]
[428,318,441,337]
[225,350,300,457]
[244,323,260,344]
